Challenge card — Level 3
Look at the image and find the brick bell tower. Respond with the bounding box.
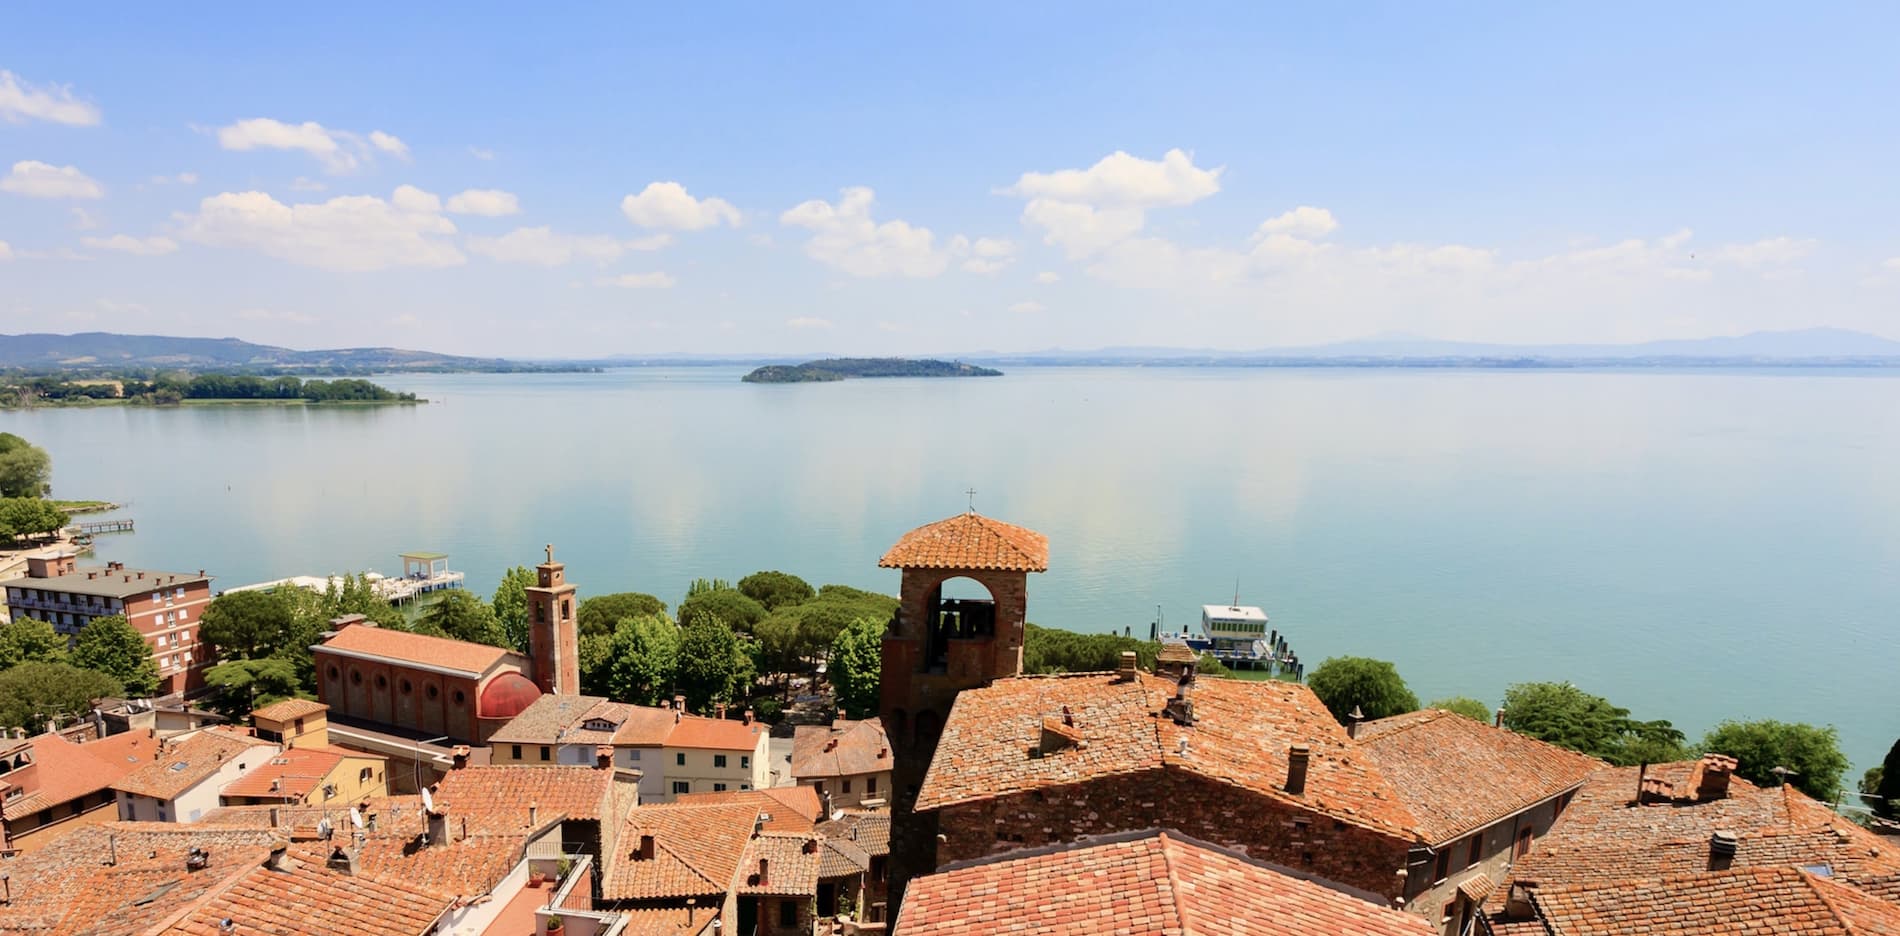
[525,544,580,696]
[877,509,1047,908]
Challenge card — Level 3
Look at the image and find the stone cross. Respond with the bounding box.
[545,543,554,564]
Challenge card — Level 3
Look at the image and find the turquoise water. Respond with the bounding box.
[6,367,1898,778]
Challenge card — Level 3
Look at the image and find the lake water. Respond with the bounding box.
[6,366,1898,778]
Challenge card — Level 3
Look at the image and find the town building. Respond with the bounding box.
[2,551,214,693]
[791,714,894,809]
[894,828,1434,936]
[817,808,893,925]
[600,787,826,932]
[661,702,770,799]
[434,752,639,883]
[248,696,332,749]
[1501,866,1900,936]
[0,727,155,852]
[216,743,390,809]
[111,727,277,823]
[486,693,676,802]
[876,510,1049,902]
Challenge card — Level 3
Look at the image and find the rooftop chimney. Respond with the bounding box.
[757,858,770,886]
[1117,651,1139,682]
[595,745,614,769]
[185,847,211,872]
[451,745,471,770]
[836,708,847,723]
[1709,830,1739,868]
[715,703,727,720]
[673,695,686,711]
[426,805,449,848]
[528,802,538,827]
[1696,753,1738,801]
[1495,707,1506,728]
[743,709,753,725]
[326,843,359,876]
[265,842,298,873]
[1347,705,1366,740]
[1285,745,1311,796]
[637,834,655,860]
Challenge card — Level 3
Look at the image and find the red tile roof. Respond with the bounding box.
[111,730,276,800]
[674,786,823,832]
[665,713,767,751]
[218,745,352,801]
[155,852,455,936]
[434,763,620,823]
[0,822,284,935]
[1527,867,1900,935]
[249,698,329,722]
[791,718,893,781]
[738,832,822,896]
[316,623,517,677]
[878,512,1050,572]
[817,810,890,858]
[0,731,150,821]
[894,829,1433,936]
[603,800,761,901]
[916,672,1421,840]
[1355,708,1604,845]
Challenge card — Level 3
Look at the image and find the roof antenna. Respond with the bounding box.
[1233,577,1240,608]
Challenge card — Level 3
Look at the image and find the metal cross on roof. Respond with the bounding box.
[965,487,977,512]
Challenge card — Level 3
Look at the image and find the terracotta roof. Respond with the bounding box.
[484,693,605,745]
[155,852,455,936]
[1355,708,1605,845]
[915,671,1421,840]
[878,512,1050,572]
[434,763,620,823]
[894,829,1433,936]
[603,800,760,901]
[0,732,150,820]
[250,698,328,722]
[665,712,767,751]
[0,822,284,935]
[1527,867,1900,935]
[316,623,516,677]
[817,810,890,858]
[111,730,275,800]
[673,786,822,832]
[791,718,893,780]
[619,907,714,936]
[485,695,678,747]
[1157,641,1198,664]
[738,832,823,896]
[818,835,872,878]
[218,745,351,800]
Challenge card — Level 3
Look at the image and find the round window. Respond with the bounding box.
[350,669,363,686]
[400,678,412,695]
[375,674,388,689]
[426,684,439,700]
[327,665,340,681]
[452,689,466,706]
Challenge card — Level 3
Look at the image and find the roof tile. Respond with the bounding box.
[878,513,1050,572]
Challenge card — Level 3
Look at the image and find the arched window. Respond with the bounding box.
[349,668,363,687]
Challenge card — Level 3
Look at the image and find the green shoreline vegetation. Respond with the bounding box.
[742,357,1003,383]
[2,372,420,408]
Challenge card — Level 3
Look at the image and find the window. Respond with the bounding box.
[540,746,551,762]
[1434,849,1451,883]
[375,674,388,689]
[359,767,373,783]
[350,669,363,686]
[779,901,798,927]
[740,755,749,769]
[739,784,749,790]
[562,599,571,620]
[1440,901,1455,924]
[452,689,466,706]
[628,749,641,761]
[1467,835,1483,868]
[867,776,878,794]
[676,753,686,766]
[870,856,886,882]
[1515,827,1534,860]
[843,779,852,794]
[713,754,727,768]
[328,665,340,681]
[815,782,826,796]
[713,783,727,792]
[426,684,438,700]
[178,607,188,620]
[400,678,412,695]
[512,745,522,760]
[671,781,690,795]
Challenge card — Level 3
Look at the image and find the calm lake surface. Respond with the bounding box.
[7,366,1898,777]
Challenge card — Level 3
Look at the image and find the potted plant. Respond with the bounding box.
[545,914,565,934]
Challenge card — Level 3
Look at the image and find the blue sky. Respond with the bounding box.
[2,3,1897,357]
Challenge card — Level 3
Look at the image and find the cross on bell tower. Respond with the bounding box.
[525,543,580,696]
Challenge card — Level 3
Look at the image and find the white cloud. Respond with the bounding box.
[468,146,495,161]
[1,161,104,199]
[0,70,101,126]
[368,131,409,160]
[1710,236,1815,266]
[1008,300,1046,314]
[290,177,326,192]
[216,119,409,174]
[1034,271,1061,284]
[81,234,180,256]
[70,207,99,231]
[237,308,317,325]
[173,186,464,272]
[787,316,833,329]
[961,237,1016,274]
[1255,206,1339,240]
[1020,198,1145,259]
[781,186,961,278]
[597,272,676,289]
[445,188,521,216]
[621,182,741,230]
[1003,148,1222,207]
[627,233,675,251]
[1883,257,1900,272]
[468,226,634,266]
[150,172,199,186]
[0,240,11,261]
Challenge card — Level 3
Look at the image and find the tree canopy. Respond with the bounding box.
[491,565,536,653]
[0,618,68,668]
[71,614,161,697]
[676,585,766,634]
[417,591,508,648]
[737,571,815,611]
[577,592,668,639]
[1023,623,1157,674]
[597,615,681,706]
[1305,657,1419,724]
[1699,719,1849,803]
[1500,681,1686,765]
[202,657,301,721]
[199,589,298,660]
[1873,738,1900,821]
[1428,696,1494,723]
[0,662,122,731]
[829,616,885,719]
[0,433,52,498]
[0,497,68,542]
[674,613,754,713]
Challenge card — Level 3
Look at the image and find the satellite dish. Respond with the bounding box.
[350,806,364,829]
[421,787,435,813]
[316,816,333,839]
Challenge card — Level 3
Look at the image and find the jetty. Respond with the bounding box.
[71,518,134,536]
[225,551,465,605]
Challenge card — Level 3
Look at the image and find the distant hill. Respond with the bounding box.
[0,332,546,373]
[742,358,1004,383]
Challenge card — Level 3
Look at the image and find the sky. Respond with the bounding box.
[2,3,1898,358]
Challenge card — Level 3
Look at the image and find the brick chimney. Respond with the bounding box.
[1696,754,1738,801]
[426,805,450,847]
[673,695,686,711]
[743,709,754,725]
[715,703,727,720]
[1285,745,1311,795]
[1117,651,1139,682]
[595,745,615,769]
[326,842,360,876]
[265,841,298,873]
[757,858,770,886]
[1346,705,1365,740]
[1709,830,1738,869]
[636,834,655,860]
[451,745,471,770]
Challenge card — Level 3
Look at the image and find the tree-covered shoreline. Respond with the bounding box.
[3,372,419,407]
[742,358,1003,383]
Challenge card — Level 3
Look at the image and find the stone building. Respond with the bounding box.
[790,714,893,809]
[876,510,1048,903]
[110,727,276,823]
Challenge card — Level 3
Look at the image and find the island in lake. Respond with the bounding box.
[741,358,1004,383]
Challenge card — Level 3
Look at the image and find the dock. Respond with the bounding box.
[71,519,134,535]
[224,550,464,606]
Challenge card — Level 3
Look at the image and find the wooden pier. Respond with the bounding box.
[71,518,134,535]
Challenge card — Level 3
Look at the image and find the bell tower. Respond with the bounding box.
[525,543,580,696]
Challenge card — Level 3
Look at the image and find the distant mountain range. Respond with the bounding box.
[5,328,1898,373]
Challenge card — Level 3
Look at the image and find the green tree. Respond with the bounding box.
[577,592,668,639]
[199,589,295,660]
[0,662,121,732]
[1500,681,1685,765]
[0,498,69,541]
[1305,657,1419,724]
[491,565,536,653]
[71,614,161,697]
[677,586,766,634]
[737,571,816,611]
[417,591,507,647]
[829,616,885,719]
[0,433,52,498]
[1428,696,1494,723]
[1699,720,1850,803]
[674,614,754,713]
[599,615,681,706]
[202,657,301,721]
[0,618,68,668]
[1873,738,1900,821]
[323,573,406,630]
